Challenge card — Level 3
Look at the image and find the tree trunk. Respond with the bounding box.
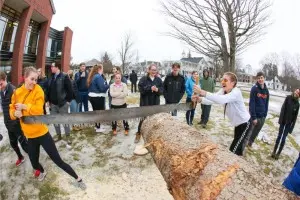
[141,114,297,200]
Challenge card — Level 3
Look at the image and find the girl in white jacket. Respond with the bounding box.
[193,72,251,156]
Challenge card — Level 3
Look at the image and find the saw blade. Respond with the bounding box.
[22,103,192,125]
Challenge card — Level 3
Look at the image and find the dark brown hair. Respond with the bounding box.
[256,72,265,78]
[0,71,7,81]
[87,64,103,87]
[172,63,180,68]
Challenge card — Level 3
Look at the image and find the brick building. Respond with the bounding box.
[0,0,72,85]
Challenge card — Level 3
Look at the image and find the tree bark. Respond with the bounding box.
[141,113,297,200]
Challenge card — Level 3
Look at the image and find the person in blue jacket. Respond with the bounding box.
[283,152,300,196]
[185,71,199,125]
[87,64,109,133]
[246,72,269,147]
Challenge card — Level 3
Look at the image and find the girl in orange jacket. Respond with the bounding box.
[10,67,86,189]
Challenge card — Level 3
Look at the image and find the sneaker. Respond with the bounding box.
[38,171,47,181]
[16,157,25,167]
[134,133,141,143]
[124,130,129,135]
[96,128,106,133]
[112,130,117,135]
[54,135,62,143]
[33,169,41,178]
[202,124,206,128]
[274,154,279,160]
[197,121,203,125]
[76,179,87,190]
[66,136,72,145]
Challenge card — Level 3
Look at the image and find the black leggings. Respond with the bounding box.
[89,96,105,128]
[6,122,28,159]
[111,104,129,130]
[229,120,252,156]
[27,132,78,179]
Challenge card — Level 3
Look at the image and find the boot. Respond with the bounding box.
[271,141,279,159]
[134,133,141,143]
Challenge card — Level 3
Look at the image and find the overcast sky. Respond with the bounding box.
[51,0,300,71]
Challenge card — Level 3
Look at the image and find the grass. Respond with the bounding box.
[242,91,250,99]
[38,182,68,200]
[126,95,139,105]
[288,135,300,151]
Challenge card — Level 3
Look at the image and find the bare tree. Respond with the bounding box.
[259,52,279,89]
[118,32,135,73]
[161,0,272,72]
[293,53,300,79]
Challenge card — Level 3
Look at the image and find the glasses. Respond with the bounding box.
[221,78,229,83]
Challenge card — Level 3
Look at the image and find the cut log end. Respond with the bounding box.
[141,113,297,200]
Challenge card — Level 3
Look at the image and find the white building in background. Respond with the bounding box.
[162,57,206,76]
[265,76,287,91]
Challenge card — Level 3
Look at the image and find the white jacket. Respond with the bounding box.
[202,87,250,127]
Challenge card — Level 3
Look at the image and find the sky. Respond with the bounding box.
[51,0,300,72]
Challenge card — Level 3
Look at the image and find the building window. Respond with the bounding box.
[0,5,21,52]
[24,20,40,55]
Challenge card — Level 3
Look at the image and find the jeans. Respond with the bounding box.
[246,117,266,146]
[70,100,79,113]
[185,97,195,125]
[50,103,71,136]
[200,104,212,124]
[273,123,292,155]
[78,92,89,112]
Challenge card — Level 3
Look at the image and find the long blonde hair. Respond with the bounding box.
[87,64,103,87]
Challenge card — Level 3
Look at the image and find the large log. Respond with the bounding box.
[140,113,298,200]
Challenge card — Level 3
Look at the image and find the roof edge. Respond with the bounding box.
[49,0,56,14]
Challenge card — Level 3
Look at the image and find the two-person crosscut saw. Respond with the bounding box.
[22,103,192,125]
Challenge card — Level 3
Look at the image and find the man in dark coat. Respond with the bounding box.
[135,64,163,143]
[163,63,185,116]
[129,70,138,93]
[0,71,28,166]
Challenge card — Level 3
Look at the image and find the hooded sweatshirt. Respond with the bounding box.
[200,69,215,93]
[249,82,269,120]
[9,84,48,138]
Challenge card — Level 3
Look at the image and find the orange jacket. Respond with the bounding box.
[10,84,48,138]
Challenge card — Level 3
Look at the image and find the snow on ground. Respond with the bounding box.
[0,86,299,200]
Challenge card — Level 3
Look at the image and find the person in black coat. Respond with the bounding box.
[129,70,138,93]
[163,63,185,116]
[272,88,300,159]
[134,64,163,143]
[0,71,28,166]
[37,68,48,114]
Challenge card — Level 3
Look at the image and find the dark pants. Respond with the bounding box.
[28,132,78,179]
[186,97,195,125]
[166,101,178,116]
[111,104,129,130]
[200,104,212,124]
[229,120,251,156]
[89,96,105,129]
[273,123,292,155]
[78,91,89,112]
[5,122,28,159]
[137,118,145,133]
[131,82,137,93]
[246,117,266,146]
